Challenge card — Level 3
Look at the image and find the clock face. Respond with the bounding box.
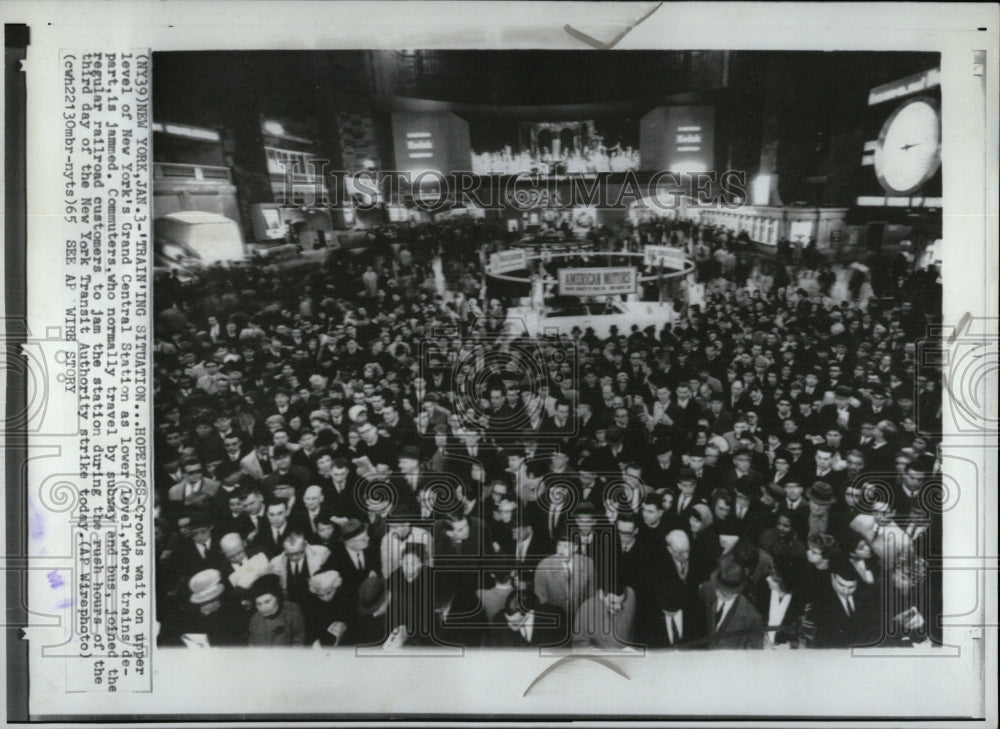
[873,97,941,195]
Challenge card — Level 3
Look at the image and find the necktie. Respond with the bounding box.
[354,551,364,570]
[673,616,681,641]
[273,528,280,544]
[716,603,726,626]
[677,561,688,580]
[847,597,855,617]
[197,543,206,559]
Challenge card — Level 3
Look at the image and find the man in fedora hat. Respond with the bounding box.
[806,480,851,546]
[331,519,381,604]
[390,444,429,513]
[698,555,764,649]
[809,554,879,648]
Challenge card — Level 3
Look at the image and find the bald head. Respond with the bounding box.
[303,485,324,511]
[666,529,690,561]
[309,569,343,595]
[220,532,246,562]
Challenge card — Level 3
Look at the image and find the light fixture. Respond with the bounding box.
[263,120,285,136]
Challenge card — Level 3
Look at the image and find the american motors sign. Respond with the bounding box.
[558,267,638,296]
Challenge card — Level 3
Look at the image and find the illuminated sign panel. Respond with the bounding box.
[558,267,637,296]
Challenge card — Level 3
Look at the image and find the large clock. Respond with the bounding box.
[873,96,941,195]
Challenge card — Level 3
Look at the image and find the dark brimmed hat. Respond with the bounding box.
[711,557,748,595]
[807,481,836,505]
[249,573,282,601]
[398,445,422,462]
[716,516,744,538]
[677,467,697,482]
[357,574,386,616]
[653,439,674,456]
[339,518,367,541]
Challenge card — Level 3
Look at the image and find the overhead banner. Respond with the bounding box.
[644,245,687,269]
[489,248,528,274]
[558,267,638,296]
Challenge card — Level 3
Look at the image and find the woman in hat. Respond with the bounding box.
[248,573,306,646]
[177,569,249,647]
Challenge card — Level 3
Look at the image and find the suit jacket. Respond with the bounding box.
[171,537,227,585]
[251,522,294,560]
[267,544,333,596]
[215,451,249,483]
[321,475,363,520]
[819,403,862,434]
[698,582,765,649]
[512,532,549,581]
[528,502,573,556]
[387,471,431,514]
[330,540,382,602]
[866,441,896,473]
[302,591,355,646]
[488,604,570,648]
[440,446,493,486]
[637,604,706,649]
[659,554,698,604]
[236,511,267,542]
[810,579,880,648]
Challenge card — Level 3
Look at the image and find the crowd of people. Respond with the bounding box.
[472,144,641,176]
[152,213,943,651]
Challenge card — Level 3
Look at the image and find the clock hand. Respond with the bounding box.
[900,142,921,151]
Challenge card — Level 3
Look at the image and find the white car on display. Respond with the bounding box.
[504,296,677,339]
